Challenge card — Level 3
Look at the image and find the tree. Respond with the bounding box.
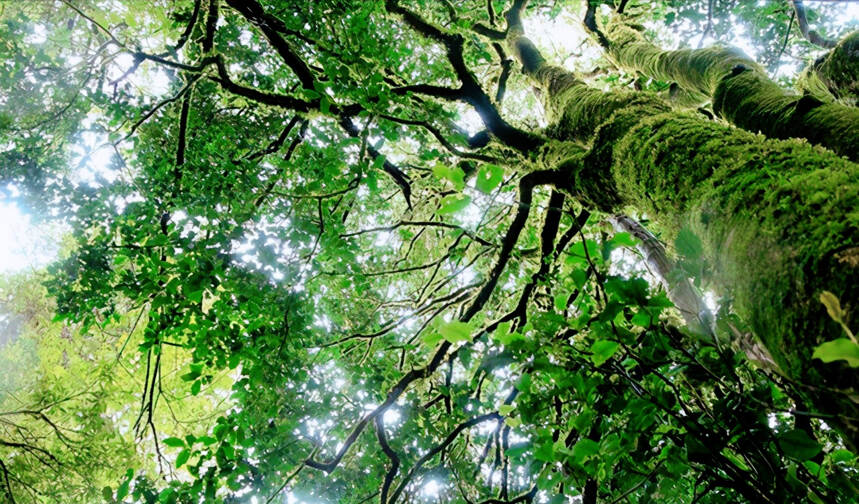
[0,270,234,503]
[1,0,858,503]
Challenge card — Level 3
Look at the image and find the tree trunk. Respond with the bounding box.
[512,33,859,448]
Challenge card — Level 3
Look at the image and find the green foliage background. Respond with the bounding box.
[1,1,858,503]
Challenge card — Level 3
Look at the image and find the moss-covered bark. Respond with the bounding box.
[518,40,859,446]
[602,21,859,162]
[797,31,859,106]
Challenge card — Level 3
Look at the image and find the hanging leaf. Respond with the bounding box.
[777,429,822,460]
[812,338,859,367]
[439,320,473,343]
[590,340,620,366]
[437,194,472,215]
[162,437,185,448]
[475,163,503,193]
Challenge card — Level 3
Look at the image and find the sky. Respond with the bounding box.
[0,200,60,273]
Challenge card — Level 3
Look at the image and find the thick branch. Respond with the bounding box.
[598,18,859,161]
[225,0,316,89]
[202,0,219,53]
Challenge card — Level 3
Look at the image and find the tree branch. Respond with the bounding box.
[225,0,317,89]
[385,0,544,153]
[792,0,837,49]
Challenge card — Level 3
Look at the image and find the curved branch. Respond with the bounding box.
[303,341,453,473]
[171,0,202,54]
[792,0,837,49]
[385,0,544,153]
[463,169,564,322]
[387,413,501,504]
[375,416,400,503]
[211,57,314,111]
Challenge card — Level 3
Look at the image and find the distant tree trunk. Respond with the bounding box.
[510,31,859,448]
[609,214,715,340]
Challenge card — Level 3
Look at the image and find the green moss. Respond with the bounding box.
[798,31,859,106]
[538,61,859,447]
[605,22,750,99]
[714,69,859,161]
[534,66,671,210]
[613,113,859,447]
[604,20,859,162]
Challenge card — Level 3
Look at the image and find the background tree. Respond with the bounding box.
[1,0,858,503]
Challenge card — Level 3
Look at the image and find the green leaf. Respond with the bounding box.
[187,288,204,303]
[116,479,130,500]
[554,292,569,313]
[499,404,515,415]
[721,448,750,471]
[176,449,191,468]
[609,232,638,247]
[505,442,529,458]
[571,438,600,464]
[439,320,473,343]
[162,437,185,448]
[535,439,555,462]
[191,379,202,396]
[497,329,524,346]
[567,239,599,265]
[571,268,588,289]
[819,290,843,323]
[631,310,653,327]
[590,340,619,367]
[158,488,175,503]
[829,449,855,463]
[475,163,503,193]
[421,331,444,346]
[437,194,471,215]
[102,486,113,501]
[777,429,822,460]
[180,370,200,382]
[433,163,465,190]
[812,338,859,367]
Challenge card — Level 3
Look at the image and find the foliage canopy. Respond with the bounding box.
[1,1,859,503]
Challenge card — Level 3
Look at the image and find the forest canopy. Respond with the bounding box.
[1,0,859,503]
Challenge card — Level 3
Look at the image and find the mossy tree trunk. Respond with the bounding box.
[601,20,859,163]
[509,28,859,448]
[798,31,859,106]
